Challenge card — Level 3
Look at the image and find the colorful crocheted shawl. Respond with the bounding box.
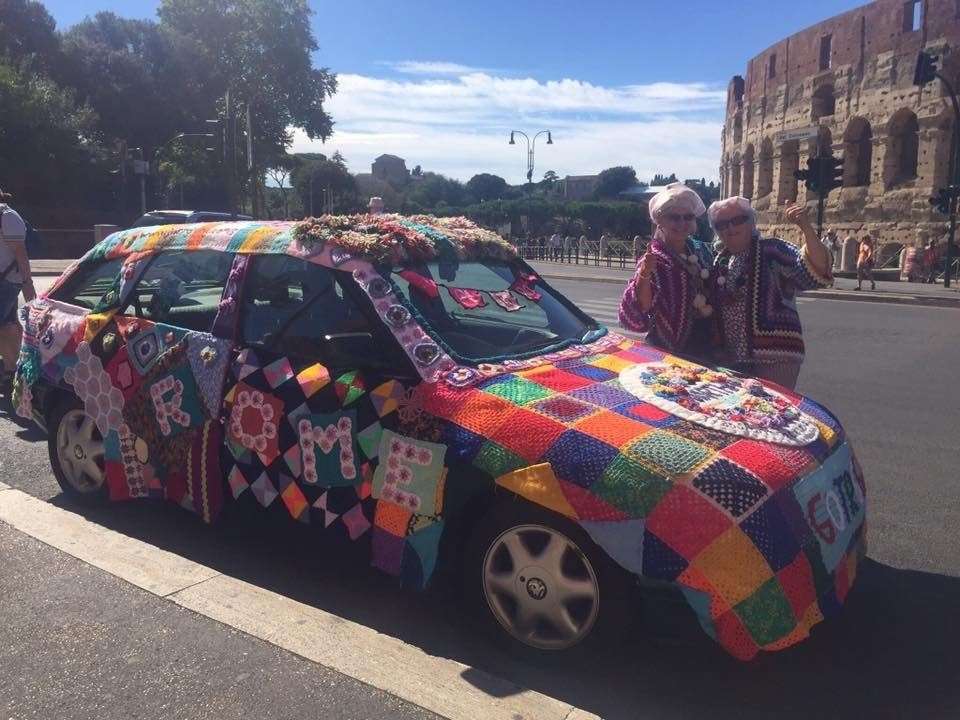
[714,236,832,364]
[619,236,713,352]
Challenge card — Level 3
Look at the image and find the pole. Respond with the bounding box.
[138,148,147,215]
[935,73,960,288]
[309,173,314,216]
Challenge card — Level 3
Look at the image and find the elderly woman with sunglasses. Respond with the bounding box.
[619,183,715,357]
[708,197,832,389]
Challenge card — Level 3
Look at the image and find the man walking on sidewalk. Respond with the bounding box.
[0,189,36,389]
[856,234,876,291]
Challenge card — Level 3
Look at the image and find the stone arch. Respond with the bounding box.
[730,152,741,196]
[843,117,873,187]
[757,137,774,198]
[732,110,743,145]
[885,108,919,186]
[742,143,755,199]
[778,140,800,204]
[811,84,836,121]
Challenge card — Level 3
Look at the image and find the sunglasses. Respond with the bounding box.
[714,215,750,231]
[664,213,695,223]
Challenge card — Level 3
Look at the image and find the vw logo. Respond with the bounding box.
[525,577,548,601]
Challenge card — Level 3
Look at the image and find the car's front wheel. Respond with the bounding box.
[48,396,108,502]
[464,500,631,656]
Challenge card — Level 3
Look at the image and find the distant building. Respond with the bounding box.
[559,174,600,200]
[371,154,410,187]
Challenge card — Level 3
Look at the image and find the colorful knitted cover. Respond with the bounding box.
[14,217,865,661]
[418,338,866,661]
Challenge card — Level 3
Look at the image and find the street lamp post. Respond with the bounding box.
[915,50,959,287]
[509,130,553,240]
[509,130,553,188]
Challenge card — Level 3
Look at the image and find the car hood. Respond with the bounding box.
[421,333,866,660]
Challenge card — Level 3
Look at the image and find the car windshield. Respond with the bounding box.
[388,259,602,362]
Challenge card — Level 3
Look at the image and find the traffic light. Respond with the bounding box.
[205,118,224,162]
[822,154,844,193]
[914,51,939,87]
[930,187,954,215]
[795,157,823,193]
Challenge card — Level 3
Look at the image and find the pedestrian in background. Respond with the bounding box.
[578,234,588,260]
[619,183,713,357]
[0,189,37,389]
[708,196,832,390]
[856,234,876,291]
[564,234,574,260]
[599,232,608,260]
[923,239,940,284]
[823,228,840,270]
[549,231,561,260]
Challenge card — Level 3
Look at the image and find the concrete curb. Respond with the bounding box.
[0,488,600,720]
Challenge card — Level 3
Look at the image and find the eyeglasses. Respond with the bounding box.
[714,215,750,231]
[664,213,695,223]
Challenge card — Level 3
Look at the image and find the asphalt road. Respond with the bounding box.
[2,276,959,718]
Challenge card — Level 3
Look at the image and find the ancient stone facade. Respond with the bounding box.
[720,0,960,268]
[371,154,410,187]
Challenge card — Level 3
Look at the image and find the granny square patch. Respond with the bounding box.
[296,362,331,398]
[375,500,414,537]
[646,485,733,560]
[739,495,801,572]
[148,364,205,440]
[234,347,261,380]
[250,471,279,507]
[625,431,711,476]
[692,526,774,607]
[692,459,769,518]
[522,367,593,392]
[543,430,619,490]
[721,440,809,492]
[335,370,366,406]
[358,421,384,461]
[371,526,405,575]
[592,454,673,518]
[128,327,162,374]
[531,395,597,423]
[278,474,310,523]
[227,465,249,498]
[370,379,405,417]
[439,423,485,464]
[263,356,295,389]
[567,381,636,409]
[776,552,817,619]
[472,441,526,478]
[641,529,689,581]
[341,502,372,540]
[482,376,553,406]
[574,410,651,449]
[611,401,679,429]
[227,382,283,467]
[565,365,616,382]
[490,408,566,461]
[733,576,796,647]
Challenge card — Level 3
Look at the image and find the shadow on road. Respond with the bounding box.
[47,495,960,719]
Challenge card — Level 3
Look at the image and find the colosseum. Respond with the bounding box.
[719,0,960,271]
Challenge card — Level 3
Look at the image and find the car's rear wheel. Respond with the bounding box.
[48,396,108,502]
[464,500,632,656]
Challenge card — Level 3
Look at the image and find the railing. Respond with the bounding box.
[517,243,639,270]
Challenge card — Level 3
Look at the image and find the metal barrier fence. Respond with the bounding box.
[517,243,639,270]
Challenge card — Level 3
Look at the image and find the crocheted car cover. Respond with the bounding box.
[418,335,866,661]
[14,218,866,661]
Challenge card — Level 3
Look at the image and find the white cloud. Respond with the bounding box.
[387,60,493,76]
[294,69,724,184]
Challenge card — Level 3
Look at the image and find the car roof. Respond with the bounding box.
[83,215,517,274]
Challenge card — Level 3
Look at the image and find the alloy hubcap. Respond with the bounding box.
[482,524,600,651]
[56,409,105,494]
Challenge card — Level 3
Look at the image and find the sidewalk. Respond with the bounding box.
[30,258,960,308]
[526,260,960,309]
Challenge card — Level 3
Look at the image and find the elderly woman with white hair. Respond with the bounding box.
[619,183,714,356]
[707,197,832,389]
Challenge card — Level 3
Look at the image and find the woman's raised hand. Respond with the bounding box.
[784,203,814,229]
[638,250,658,280]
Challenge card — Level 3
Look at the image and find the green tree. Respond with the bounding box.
[466,173,507,203]
[0,0,63,75]
[407,172,468,208]
[650,172,678,186]
[290,153,356,216]
[594,166,638,199]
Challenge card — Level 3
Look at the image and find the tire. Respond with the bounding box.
[47,395,109,503]
[463,498,634,659]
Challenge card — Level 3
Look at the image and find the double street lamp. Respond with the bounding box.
[509,130,553,188]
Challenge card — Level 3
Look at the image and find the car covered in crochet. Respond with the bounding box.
[12,215,865,661]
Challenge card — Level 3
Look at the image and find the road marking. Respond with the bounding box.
[0,488,599,720]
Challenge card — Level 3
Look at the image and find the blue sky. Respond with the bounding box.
[44,0,866,183]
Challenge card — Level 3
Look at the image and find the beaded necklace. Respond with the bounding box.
[661,236,714,317]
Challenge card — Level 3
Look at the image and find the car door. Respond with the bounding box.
[89,249,236,520]
[222,254,446,586]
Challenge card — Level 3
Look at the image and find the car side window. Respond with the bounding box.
[241,255,375,357]
[123,250,234,332]
[49,258,124,309]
